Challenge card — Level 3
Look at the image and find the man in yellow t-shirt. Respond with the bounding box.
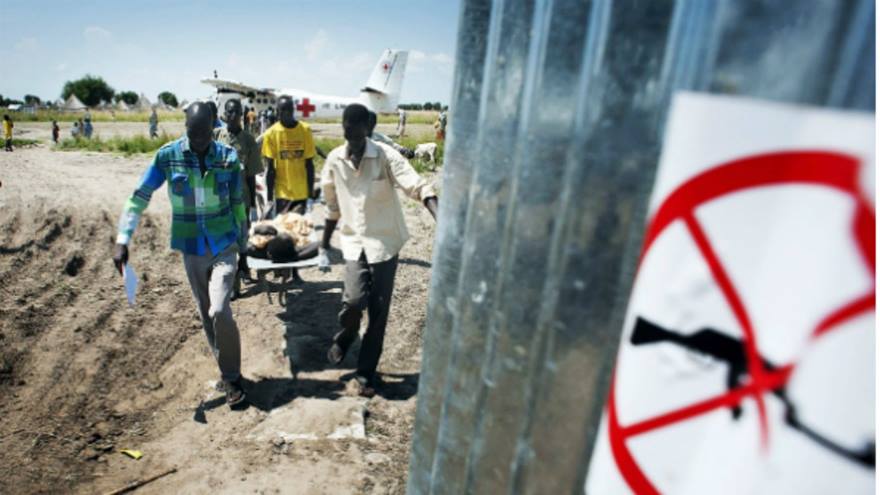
[3,115,13,152]
[261,96,316,215]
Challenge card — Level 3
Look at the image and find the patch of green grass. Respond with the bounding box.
[11,109,184,123]
[314,137,346,156]
[312,135,443,175]
[412,156,443,173]
[310,110,440,126]
[10,138,40,148]
[397,136,444,172]
[56,132,175,155]
[378,110,440,125]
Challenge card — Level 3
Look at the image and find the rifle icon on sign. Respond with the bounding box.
[630,316,875,469]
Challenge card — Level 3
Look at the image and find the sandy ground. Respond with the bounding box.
[13,121,432,142]
[0,133,438,493]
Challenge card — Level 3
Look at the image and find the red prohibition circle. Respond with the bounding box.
[606,151,876,495]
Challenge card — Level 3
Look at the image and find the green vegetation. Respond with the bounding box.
[11,109,184,123]
[311,110,440,125]
[312,135,443,175]
[10,138,40,148]
[114,91,139,105]
[399,103,448,111]
[401,136,444,174]
[378,110,440,125]
[56,133,175,155]
[158,91,179,108]
[0,94,23,106]
[62,74,115,107]
[313,137,346,157]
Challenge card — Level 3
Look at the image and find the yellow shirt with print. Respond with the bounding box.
[3,120,12,139]
[261,121,316,201]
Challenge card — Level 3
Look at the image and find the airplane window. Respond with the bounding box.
[323,103,330,109]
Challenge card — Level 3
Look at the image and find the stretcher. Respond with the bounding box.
[238,190,324,306]
[237,256,320,307]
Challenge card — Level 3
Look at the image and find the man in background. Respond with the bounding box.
[261,95,316,216]
[149,108,159,139]
[435,109,447,141]
[259,110,269,135]
[83,113,93,139]
[3,115,13,152]
[206,101,223,129]
[246,107,257,133]
[397,108,407,137]
[216,98,263,282]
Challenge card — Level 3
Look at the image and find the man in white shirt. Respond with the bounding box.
[319,103,438,397]
[397,108,407,137]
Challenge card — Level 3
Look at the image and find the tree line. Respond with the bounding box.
[2,75,179,108]
[7,73,442,111]
[399,102,448,111]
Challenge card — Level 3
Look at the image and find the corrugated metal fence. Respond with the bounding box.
[408,1,874,493]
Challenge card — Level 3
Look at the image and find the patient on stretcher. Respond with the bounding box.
[247,212,320,263]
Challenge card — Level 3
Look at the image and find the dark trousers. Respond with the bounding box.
[335,251,399,379]
[275,199,307,215]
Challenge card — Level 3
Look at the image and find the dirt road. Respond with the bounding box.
[0,137,437,494]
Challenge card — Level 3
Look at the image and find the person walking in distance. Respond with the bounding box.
[3,115,13,152]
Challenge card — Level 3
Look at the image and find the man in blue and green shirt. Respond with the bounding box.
[112,102,248,407]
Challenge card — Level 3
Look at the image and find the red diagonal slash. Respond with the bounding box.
[607,151,875,494]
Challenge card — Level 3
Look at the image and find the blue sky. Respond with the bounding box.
[1,0,461,104]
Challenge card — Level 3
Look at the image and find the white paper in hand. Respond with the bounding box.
[122,263,138,307]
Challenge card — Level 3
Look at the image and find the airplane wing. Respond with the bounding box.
[200,78,275,95]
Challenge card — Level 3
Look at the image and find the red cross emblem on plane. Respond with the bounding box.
[296,98,316,118]
[382,63,390,72]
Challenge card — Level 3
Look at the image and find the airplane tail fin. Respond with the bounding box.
[360,49,408,113]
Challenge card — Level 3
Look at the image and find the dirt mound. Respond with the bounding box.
[0,143,436,494]
[0,204,197,493]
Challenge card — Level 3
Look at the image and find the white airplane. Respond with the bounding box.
[201,49,408,119]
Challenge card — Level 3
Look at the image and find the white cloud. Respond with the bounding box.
[55,63,68,72]
[305,29,329,61]
[83,26,112,43]
[13,37,39,52]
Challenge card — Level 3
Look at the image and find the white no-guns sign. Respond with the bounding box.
[586,93,875,495]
